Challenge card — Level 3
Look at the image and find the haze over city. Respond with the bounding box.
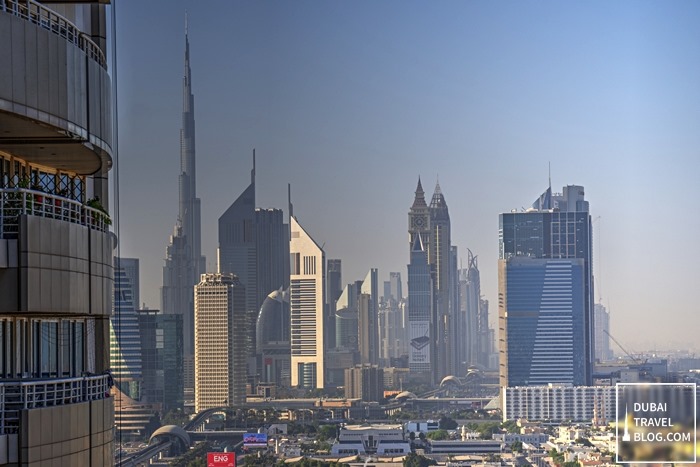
[115,1,700,352]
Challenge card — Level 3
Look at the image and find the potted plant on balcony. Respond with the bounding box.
[86,196,112,227]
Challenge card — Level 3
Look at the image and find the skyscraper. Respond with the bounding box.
[218,157,290,312]
[194,273,247,412]
[326,259,342,350]
[461,250,490,370]
[0,3,115,462]
[407,178,457,382]
[390,272,403,302]
[218,157,290,385]
[498,184,594,387]
[256,288,291,386]
[290,216,326,388]
[407,233,433,379]
[428,182,455,379]
[137,309,183,412]
[162,23,205,397]
[359,268,379,365]
[594,303,613,362]
[111,257,143,400]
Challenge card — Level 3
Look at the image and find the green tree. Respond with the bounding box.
[438,416,458,430]
[501,420,519,433]
[317,424,337,441]
[510,440,523,452]
[403,452,438,467]
[426,429,450,440]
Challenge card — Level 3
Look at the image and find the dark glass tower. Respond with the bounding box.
[498,185,593,387]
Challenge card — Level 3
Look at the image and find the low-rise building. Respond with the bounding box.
[429,439,503,454]
[330,424,410,456]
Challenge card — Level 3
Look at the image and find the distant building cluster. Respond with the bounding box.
[106,19,628,441]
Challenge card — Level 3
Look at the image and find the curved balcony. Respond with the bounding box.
[1,0,107,68]
[0,0,112,175]
[0,373,112,435]
[0,188,110,239]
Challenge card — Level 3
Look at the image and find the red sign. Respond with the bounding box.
[208,452,235,467]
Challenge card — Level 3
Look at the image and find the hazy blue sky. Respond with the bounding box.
[115,1,700,352]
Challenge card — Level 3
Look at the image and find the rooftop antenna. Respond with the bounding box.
[185,10,188,36]
[548,161,552,192]
[287,183,294,243]
[252,148,256,185]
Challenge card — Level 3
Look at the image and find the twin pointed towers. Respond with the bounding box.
[407,178,459,384]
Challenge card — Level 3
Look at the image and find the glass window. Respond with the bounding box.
[74,321,84,375]
[61,320,71,377]
[41,321,58,377]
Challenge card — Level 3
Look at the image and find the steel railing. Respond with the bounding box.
[0,374,112,434]
[0,188,110,238]
[1,0,107,68]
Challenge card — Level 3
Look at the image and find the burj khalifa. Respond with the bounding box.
[162,19,206,399]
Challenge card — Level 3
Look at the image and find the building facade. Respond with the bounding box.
[194,273,247,412]
[289,217,326,388]
[358,268,379,365]
[111,257,143,400]
[137,309,184,412]
[502,385,615,423]
[0,2,116,463]
[407,233,433,379]
[499,185,594,388]
[162,25,206,398]
[344,365,384,402]
[594,303,613,362]
[256,288,291,386]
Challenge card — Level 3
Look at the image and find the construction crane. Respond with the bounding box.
[603,329,646,365]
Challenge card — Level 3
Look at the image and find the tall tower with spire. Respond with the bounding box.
[408,178,431,248]
[428,181,456,380]
[162,19,206,401]
[407,178,435,382]
[218,153,290,387]
[407,178,458,383]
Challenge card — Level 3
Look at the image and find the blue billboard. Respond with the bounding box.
[243,432,268,448]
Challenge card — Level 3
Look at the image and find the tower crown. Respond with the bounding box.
[411,177,428,210]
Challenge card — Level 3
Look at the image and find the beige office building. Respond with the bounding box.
[290,217,326,388]
[194,273,246,412]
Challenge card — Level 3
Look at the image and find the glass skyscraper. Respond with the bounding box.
[111,257,143,400]
[499,185,594,387]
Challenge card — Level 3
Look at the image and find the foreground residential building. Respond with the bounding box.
[0,1,116,464]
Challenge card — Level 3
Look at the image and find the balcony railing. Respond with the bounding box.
[0,374,112,434]
[1,0,107,68]
[0,188,110,239]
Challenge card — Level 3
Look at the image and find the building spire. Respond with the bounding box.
[252,148,256,185]
[411,176,427,209]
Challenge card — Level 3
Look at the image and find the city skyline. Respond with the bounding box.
[115,1,700,351]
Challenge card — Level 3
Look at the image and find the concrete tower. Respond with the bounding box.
[194,273,247,412]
